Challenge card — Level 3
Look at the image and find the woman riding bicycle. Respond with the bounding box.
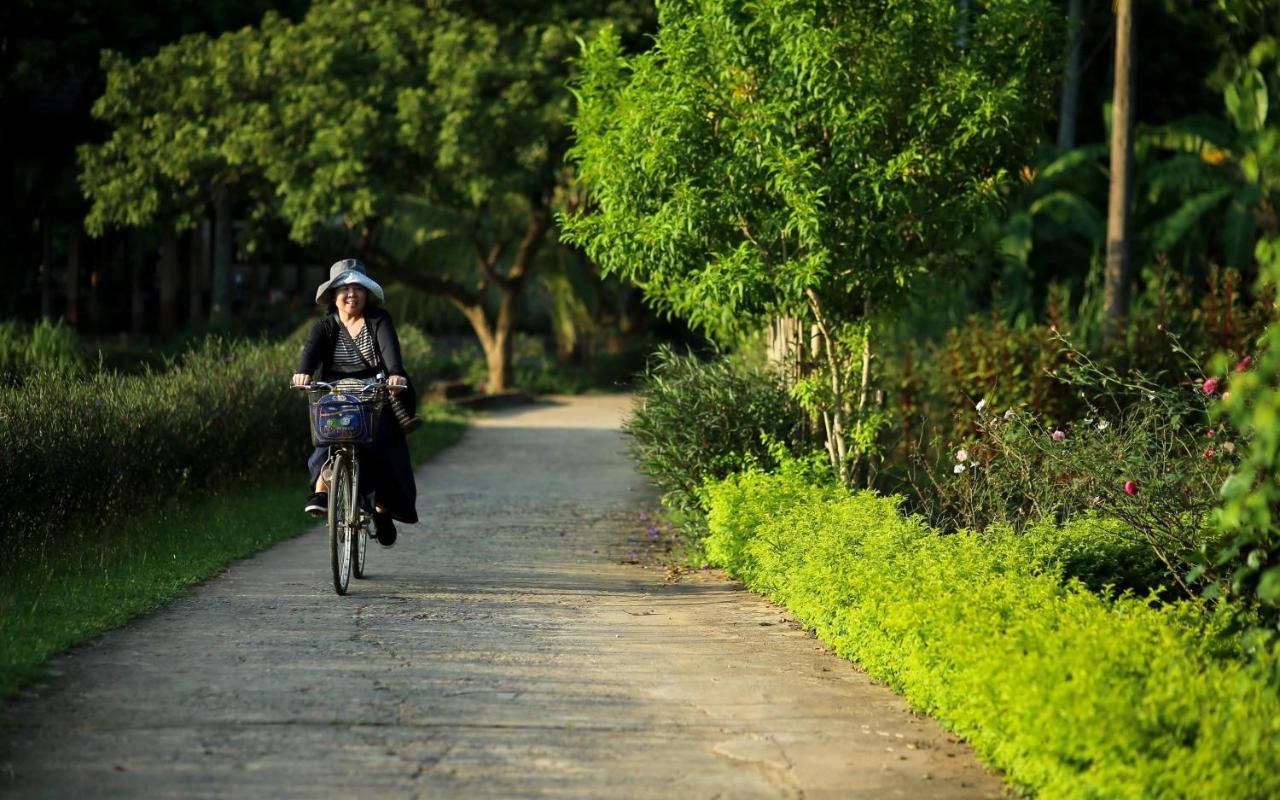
[290,258,418,547]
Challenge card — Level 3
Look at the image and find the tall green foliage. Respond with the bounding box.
[1211,237,1280,618]
[565,0,1061,485]
[79,0,652,390]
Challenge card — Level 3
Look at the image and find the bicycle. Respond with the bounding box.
[293,379,388,595]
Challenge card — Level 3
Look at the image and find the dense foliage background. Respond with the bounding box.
[6,0,1280,794]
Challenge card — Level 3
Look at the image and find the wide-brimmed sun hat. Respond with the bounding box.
[314,258,385,306]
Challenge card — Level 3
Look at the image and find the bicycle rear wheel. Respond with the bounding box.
[328,451,354,595]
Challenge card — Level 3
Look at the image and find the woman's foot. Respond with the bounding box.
[373,512,397,547]
[304,492,328,517]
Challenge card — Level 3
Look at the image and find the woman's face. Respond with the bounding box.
[335,283,368,317]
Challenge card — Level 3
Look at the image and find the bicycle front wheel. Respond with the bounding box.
[328,451,355,595]
[354,511,368,579]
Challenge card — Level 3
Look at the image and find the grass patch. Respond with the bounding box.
[0,405,467,702]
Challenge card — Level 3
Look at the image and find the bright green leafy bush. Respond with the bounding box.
[1212,239,1280,617]
[624,347,807,512]
[701,468,1280,798]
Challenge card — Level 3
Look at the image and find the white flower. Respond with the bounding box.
[1096,420,1110,431]
[956,449,968,462]
[953,463,967,474]
[975,398,987,412]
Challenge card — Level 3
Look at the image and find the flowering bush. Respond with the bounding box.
[931,334,1239,597]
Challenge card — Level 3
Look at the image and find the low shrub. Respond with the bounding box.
[625,346,807,512]
[0,319,87,384]
[700,468,1280,798]
[0,322,435,547]
[512,334,596,395]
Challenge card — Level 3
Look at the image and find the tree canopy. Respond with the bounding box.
[565,0,1062,337]
[79,0,653,389]
[564,0,1062,482]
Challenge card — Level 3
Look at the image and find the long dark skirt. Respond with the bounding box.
[307,412,418,524]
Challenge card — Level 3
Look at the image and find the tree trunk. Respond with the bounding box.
[487,317,515,392]
[766,316,804,386]
[471,199,551,393]
[210,185,234,329]
[130,229,147,335]
[449,299,511,393]
[1103,0,1135,343]
[159,222,180,336]
[188,220,209,325]
[806,290,850,485]
[65,222,81,327]
[849,316,874,488]
[369,200,550,394]
[40,214,52,319]
[1057,0,1084,150]
[87,234,100,329]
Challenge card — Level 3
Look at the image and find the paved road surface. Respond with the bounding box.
[1,395,1001,799]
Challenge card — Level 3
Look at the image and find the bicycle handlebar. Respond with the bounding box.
[292,379,389,401]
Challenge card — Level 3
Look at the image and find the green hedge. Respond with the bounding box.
[700,467,1280,798]
[0,322,433,546]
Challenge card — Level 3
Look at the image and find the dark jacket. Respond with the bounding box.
[299,307,419,523]
[298,308,417,415]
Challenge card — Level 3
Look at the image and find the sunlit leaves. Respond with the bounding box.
[564,0,1061,339]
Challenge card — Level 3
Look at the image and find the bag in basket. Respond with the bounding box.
[311,393,375,444]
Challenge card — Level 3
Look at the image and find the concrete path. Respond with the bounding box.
[1,395,1002,799]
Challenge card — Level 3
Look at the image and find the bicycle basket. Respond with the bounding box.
[308,390,382,446]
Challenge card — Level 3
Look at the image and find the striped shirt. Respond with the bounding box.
[331,323,377,374]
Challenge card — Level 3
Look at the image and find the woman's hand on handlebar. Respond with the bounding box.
[387,375,407,396]
[291,373,312,388]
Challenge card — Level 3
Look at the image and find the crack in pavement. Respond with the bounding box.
[712,735,804,800]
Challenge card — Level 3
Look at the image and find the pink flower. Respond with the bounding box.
[1236,356,1253,372]
[1124,480,1139,496]
[1204,447,1216,459]
[1051,430,1066,442]
[1206,429,1215,438]
[1202,377,1221,395]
